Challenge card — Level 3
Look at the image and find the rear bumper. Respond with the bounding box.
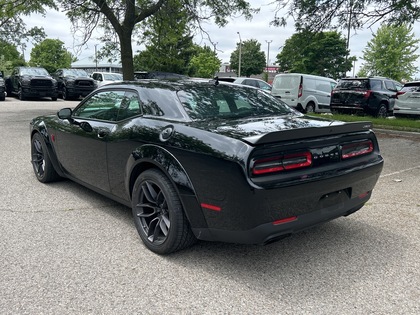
[192,158,383,244]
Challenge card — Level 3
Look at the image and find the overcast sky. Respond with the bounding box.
[25,0,420,78]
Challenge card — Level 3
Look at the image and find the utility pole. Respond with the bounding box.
[237,32,242,77]
[94,44,98,71]
[265,40,272,82]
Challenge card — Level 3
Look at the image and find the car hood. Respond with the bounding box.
[190,115,372,145]
[23,75,53,80]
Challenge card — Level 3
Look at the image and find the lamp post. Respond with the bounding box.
[265,40,272,81]
[94,44,98,71]
[237,32,242,77]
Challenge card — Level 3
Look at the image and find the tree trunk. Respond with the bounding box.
[119,30,134,81]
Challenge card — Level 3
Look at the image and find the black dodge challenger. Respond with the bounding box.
[30,79,384,254]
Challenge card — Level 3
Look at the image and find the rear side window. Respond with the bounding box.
[369,79,382,90]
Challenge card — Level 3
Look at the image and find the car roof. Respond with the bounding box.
[97,78,261,92]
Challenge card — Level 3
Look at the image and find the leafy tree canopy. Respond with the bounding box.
[58,0,256,80]
[358,24,419,81]
[0,40,26,75]
[230,39,266,77]
[0,1,54,48]
[133,0,196,75]
[272,0,420,31]
[29,39,75,73]
[276,31,355,78]
[189,45,221,78]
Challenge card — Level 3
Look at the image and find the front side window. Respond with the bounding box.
[73,90,140,121]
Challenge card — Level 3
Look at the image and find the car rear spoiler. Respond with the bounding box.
[242,121,373,145]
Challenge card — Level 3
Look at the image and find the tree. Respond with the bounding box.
[276,31,355,78]
[230,39,266,77]
[358,24,419,81]
[0,1,54,49]
[133,0,196,74]
[59,0,255,80]
[29,39,75,73]
[272,0,420,32]
[0,40,26,75]
[189,46,221,78]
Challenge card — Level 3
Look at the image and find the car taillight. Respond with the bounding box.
[395,91,405,99]
[298,83,303,98]
[363,90,372,98]
[341,140,373,159]
[252,151,312,175]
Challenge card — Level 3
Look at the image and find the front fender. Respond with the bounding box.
[126,144,207,229]
[30,119,66,178]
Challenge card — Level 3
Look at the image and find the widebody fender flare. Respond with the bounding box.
[126,144,208,229]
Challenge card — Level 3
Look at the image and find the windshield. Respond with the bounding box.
[103,73,122,81]
[21,68,49,76]
[63,69,89,77]
[177,84,295,120]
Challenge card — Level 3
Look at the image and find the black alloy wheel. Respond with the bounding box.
[132,169,196,254]
[62,87,69,100]
[18,86,25,100]
[31,133,60,183]
[376,104,388,118]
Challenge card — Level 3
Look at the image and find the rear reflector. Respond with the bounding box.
[201,203,221,212]
[341,140,373,159]
[273,216,298,225]
[252,151,312,175]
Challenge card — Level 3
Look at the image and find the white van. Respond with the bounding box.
[271,73,337,113]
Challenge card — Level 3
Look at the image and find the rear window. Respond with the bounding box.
[402,82,420,92]
[178,85,294,120]
[273,75,300,89]
[336,79,369,90]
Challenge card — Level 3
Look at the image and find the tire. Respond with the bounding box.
[0,92,5,101]
[62,87,69,100]
[376,104,387,118]
[31,133,60,183]
[132,169,196,254]
[305,102,315,114]
[18,86,25,100]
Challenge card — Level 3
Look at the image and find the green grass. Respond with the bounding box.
[308,113,420,132]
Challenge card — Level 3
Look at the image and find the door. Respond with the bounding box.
[53,90,128,192]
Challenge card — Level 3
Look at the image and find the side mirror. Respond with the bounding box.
[57,108,72,119]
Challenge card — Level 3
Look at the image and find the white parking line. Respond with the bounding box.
[380,165,420,178]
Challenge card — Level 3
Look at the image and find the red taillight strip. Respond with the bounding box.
[283,152,312,170]
[201,203,221,212]
[273,216,298,225]
[252,151,312,175]
[341,140,373,159]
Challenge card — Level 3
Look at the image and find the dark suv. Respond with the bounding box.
[53,69,97,100]
[0,71,5,101]
[330,77,402,117]
[6,67,58,101]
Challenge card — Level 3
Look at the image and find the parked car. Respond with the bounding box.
[0,71,5,101]
[91,72,123,87]
[53,69,97,100]
[30,79,383,254]
[271,73,337,113]
[393,81,420,118]
[134,71,188,80]
[331,76,402,117]
[5,67,58,101]
[217,77,272,92]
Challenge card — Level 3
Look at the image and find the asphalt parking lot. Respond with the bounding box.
[0,98,419,314]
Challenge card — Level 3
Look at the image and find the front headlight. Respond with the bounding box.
[52,79,57,87]
[21,78,31,86]
[66,80,75,86]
